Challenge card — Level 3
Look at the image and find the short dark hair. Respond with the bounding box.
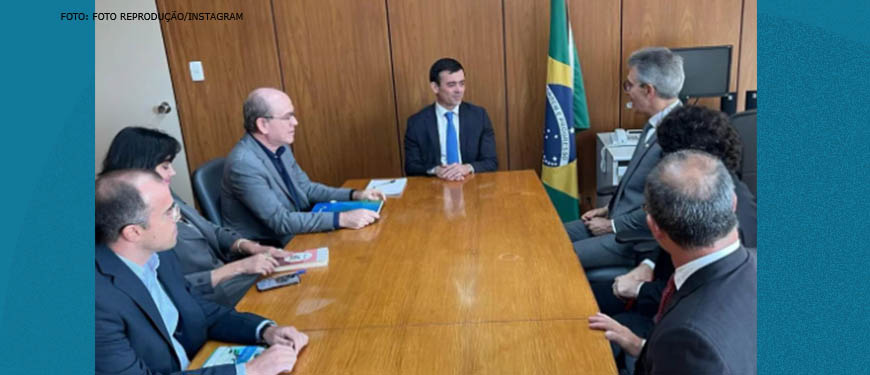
[95,169,161,244]
[657,106,742,173]
[644,150,737,249]
[429,58,464,84]
[243,91,272,133]
[100,127,181,175]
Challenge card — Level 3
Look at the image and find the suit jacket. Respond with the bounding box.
[636,173,759,306]
[636,247,757,375]
[607,124,664,246]
[174,195,259,306]
[221,133,352,246]
[404,102,498,175]
[95,245,267,375]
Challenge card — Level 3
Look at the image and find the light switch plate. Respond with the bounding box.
[189,61,205,82]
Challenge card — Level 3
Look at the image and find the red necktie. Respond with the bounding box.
[654,275,676,323]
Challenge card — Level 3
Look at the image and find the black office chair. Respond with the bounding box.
[731,110,757,196]
[192,157,226,226]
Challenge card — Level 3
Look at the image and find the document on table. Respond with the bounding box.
[366,178,407,197]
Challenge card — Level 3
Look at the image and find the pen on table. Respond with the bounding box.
[370,179,397,188]
[287,270,306,277]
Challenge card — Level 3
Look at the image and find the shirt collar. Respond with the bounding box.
[674,239,741,290]
[251,133,285,159]
[435,102,461,119]
[116,252,160,283]
[648,99,681,128]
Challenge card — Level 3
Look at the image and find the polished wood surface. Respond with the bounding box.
[620,0,744,129]
[190,170,616,374]
[387,0,509,171]
[273,0,403,186]
[737,0,757,112]
[504,0,622,210]
[157,0,283,173]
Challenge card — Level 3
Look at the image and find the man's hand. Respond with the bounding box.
[244,344,297,375]
[581,206,608,221]
[435,163,472,181]
[240,241,288,258]
[263,325,310,354]
[612,274,643,299]
[353,189,386,201]
[237,253,278,275]
[585,217,614,236]
[338,209,380,229]
[588,313,645,357]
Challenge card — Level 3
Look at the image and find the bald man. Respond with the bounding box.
[221,88,385,246]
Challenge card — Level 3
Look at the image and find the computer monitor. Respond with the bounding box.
[671,45,732,98]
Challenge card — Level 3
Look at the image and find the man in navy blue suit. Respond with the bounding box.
[404,58,498,181]
[95,169,308,375]
[589,151,756,374]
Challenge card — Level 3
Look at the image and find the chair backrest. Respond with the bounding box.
[731,110,757,196]
[192,157,226,226]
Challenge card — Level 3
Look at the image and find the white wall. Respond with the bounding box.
[95,0,195,205]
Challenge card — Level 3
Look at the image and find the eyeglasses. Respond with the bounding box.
[117,203,180,234]
[263,114,295,122]
[168,203,181,222]
[622,79,647,93]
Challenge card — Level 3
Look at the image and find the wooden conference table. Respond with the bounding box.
[191,170,617,374]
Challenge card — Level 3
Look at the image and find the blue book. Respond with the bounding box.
[311,200,383,214]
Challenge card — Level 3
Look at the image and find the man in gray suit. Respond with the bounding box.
[564,47,684,270]
[222,88,385,246]
[589,150,757,374]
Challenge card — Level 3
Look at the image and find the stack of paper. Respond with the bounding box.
[366,178,407,197]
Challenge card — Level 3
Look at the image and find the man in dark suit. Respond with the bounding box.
[589,150,757,375]
[221,88,386,246]
[96,169,308,375]
[564,47,684,271]
[404,58,498,180]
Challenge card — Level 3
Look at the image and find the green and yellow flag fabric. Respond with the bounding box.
[541,0,590,222]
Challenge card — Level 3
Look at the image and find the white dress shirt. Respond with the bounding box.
[674,239,741,290]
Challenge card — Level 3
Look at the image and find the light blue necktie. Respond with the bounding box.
[445,111,459,164]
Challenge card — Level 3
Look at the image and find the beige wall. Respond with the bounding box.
[95,0,194,204]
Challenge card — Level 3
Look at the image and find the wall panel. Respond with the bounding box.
[504,0,621,209]
[620,0,744,129]
[273,0,402,185]
[737,0,757,111]
[158,0,283,173]
[388,0,508,171]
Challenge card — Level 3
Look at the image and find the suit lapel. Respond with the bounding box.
[244,134,295,203]
[279,147,304,208]
[661,247,750,319]
[95,245,173,348]
[612,134,658,206]
[458,103,472,161]
[425,105,441,163]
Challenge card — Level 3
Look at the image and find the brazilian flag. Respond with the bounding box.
[541,0,590,222]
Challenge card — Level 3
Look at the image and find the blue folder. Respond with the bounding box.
[311,200,383,214]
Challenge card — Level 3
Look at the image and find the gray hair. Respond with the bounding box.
[243,90,272,133]
[95,169,161,244]
[628,47,685,99]
[644,150,737,249]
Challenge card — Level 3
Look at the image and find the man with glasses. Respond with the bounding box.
[96,169,309,375]
[221,88,386,247]
[564,47,684,273]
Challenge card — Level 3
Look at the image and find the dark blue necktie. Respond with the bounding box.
[445,111,459,164]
